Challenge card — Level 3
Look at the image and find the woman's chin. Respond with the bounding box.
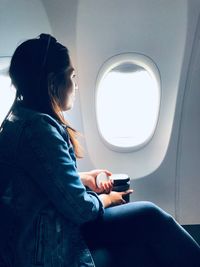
[63,103,74,111]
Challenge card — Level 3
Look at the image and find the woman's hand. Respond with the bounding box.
[99,190,134,208]
[79,169,113,193]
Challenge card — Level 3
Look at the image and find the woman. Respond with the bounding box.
[0,34,199,267]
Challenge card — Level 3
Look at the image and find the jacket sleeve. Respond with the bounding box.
[19,115,104,225]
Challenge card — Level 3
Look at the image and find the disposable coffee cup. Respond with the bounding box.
[111,174,130,203]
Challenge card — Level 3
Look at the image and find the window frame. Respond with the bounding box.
[95,53,161,152]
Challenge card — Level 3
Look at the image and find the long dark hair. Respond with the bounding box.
[8,33,83,158]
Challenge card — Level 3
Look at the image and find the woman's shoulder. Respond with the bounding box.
[28,112,61,129]
[12,104,67,138]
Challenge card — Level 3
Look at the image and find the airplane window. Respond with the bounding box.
[96,53,160,151]
[0,58,16,125]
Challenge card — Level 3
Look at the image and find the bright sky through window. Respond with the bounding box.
[0,75,16,125]
[96,67,160,150]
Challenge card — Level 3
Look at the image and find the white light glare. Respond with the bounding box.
[0,75,16,125]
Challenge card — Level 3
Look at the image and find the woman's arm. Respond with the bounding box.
[19,115,104,225]
[79,171,133,208]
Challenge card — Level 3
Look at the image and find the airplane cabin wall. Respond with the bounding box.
[0,0,51,57]
[177,0,200,224]
[73,0,200,224]
[75,0,188,221]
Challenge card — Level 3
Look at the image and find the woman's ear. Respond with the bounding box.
[48,73,56,96]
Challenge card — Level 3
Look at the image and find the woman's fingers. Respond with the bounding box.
[99,181,113,193]
[102,182,110,193]
[120,197,126,204]
[121,189,134,196]
[98,182,107,193]
[102,169,112,176]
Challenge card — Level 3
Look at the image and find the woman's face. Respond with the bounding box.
[60,66,78,111]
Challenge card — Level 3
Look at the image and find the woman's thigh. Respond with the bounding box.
[82,201,170,248]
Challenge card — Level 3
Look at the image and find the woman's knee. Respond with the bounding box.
[136,201,174,225]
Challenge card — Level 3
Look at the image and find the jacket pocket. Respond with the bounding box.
[34,213,46,265]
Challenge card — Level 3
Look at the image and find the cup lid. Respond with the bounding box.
[110,174,130,185]
[110,173,129,180]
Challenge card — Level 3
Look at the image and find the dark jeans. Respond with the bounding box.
[81,201,200,267]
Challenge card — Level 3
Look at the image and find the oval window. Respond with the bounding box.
[0,58,16,125]
[95,53,161,151]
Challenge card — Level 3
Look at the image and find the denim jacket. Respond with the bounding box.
[0,103,104,267]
